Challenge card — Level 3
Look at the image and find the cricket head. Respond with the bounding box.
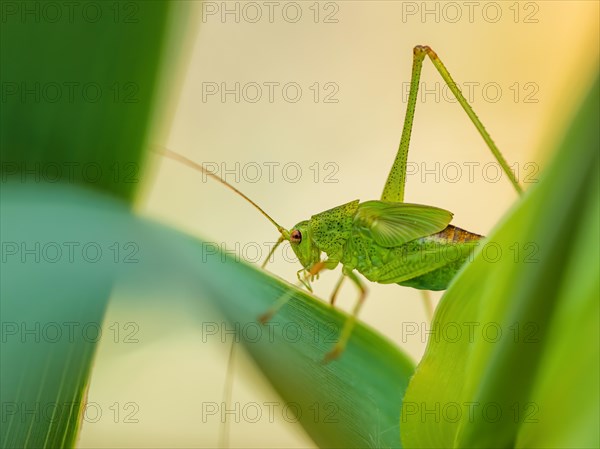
[286,220,321,269]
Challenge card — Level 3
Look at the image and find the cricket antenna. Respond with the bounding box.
[160,148,289,238]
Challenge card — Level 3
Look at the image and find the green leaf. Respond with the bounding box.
[0,1,177,202]
[1,182,415,449]
[400,75,599,448]
[0,2,191,447]
[1,186,127,449]
[194,246,416,449]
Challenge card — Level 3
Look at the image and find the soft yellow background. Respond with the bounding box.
[80,1,598,447]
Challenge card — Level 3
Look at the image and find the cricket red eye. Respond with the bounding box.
[290,229,302,243]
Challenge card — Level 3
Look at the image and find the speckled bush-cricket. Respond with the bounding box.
[163,45,523,361]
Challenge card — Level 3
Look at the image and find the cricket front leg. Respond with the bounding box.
[258,261,328,324]
[329,274,346,306]
[261,235,284,269]
[297,268,313,292]
[323,270,367,362]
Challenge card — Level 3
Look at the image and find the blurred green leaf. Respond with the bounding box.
[1,186,128,449]
[400,75,599,448]
[0,2,191,447]
[0,1,176,202]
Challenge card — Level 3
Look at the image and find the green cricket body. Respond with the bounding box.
[288,200,482,291]
[164,45,522,360]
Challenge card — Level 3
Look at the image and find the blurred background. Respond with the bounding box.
[73,1,598,447]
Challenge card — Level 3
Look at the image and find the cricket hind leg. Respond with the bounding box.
[381,45,523,204]
[420,290,433,322]
[323,270,367,363]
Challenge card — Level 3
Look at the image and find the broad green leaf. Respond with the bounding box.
[400,75,599,448]
[194,243,416,449]
[1,182,415,448]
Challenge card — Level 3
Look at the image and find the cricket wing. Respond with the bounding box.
[375,241,477,285]
[355,200,453,247]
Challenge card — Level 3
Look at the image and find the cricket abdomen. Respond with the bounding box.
[430,224,483,244]
[341,225,482,290]
[397,225,483,290]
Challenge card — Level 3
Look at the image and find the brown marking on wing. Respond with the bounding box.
[433,225,483,243]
